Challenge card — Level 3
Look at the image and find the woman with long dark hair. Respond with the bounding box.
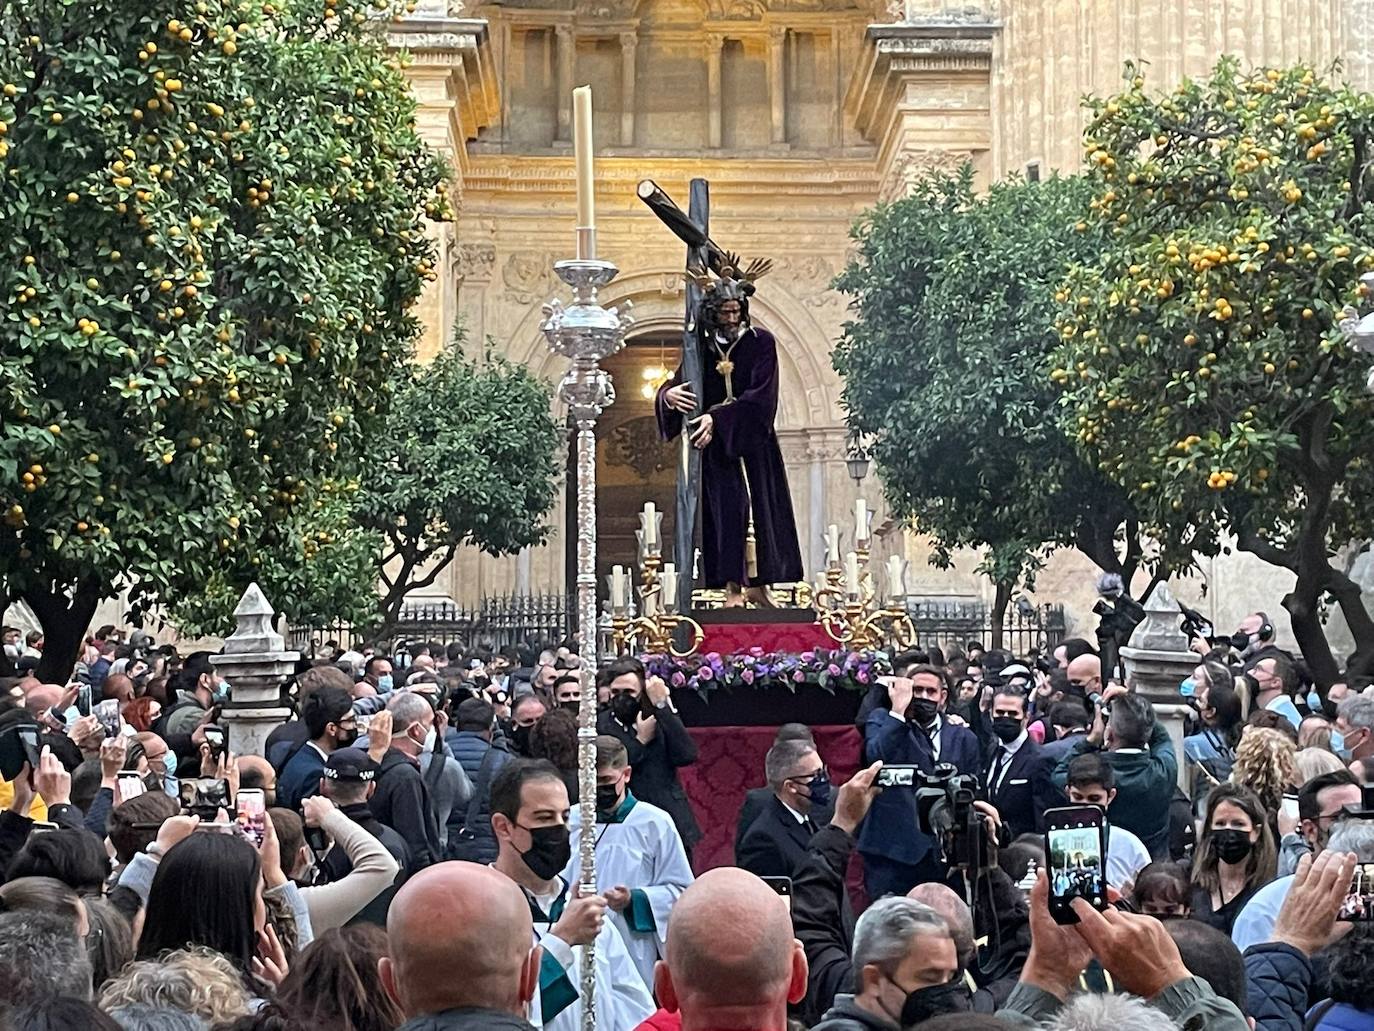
[1189,783,1277,934]
[137,831,286,998]
[529,707,580,803]
[269,925,402,1031]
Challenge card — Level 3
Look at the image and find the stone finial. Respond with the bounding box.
[222,583,286,655]
[1127,580,1187,652]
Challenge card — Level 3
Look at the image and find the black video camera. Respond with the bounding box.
[1177,602,1214,645]
[915,763,996,871]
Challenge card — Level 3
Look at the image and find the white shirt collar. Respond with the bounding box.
[1001,729,1029,755]
[779,798,808,824]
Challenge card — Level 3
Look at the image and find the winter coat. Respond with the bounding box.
[1243,942,1312,1031]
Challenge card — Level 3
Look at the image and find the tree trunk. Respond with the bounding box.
[26,581,103,685]
[990,579,1013,652]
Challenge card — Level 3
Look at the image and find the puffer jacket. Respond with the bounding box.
[1243,942,1311,1031]
[443,731,511,863]
[1308,1002,1374,1031]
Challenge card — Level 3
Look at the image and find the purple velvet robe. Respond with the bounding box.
[655,326,804,589]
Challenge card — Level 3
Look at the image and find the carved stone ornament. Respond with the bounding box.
[882,149,972,202]
[454,243,497,281]
[503,251,552,303]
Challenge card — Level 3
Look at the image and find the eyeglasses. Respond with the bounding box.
[786,767,829,786]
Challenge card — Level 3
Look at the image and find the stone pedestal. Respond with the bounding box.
[1120,581,1197,789]
[212,584,298,758]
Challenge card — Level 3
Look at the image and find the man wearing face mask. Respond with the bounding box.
[811,897,962,1030]
[278,687,359,811]
[363,655,396,696]
[561,736,693,988]
[596,657,700,858]
[737,738,831,879]
[372,691,443,870]
[1334,695,1374,778]
[159,652,231,737]
[509,695,547,758]
[1273,768,1364,878]
[552,674,582,714]
[981,688,1062,839]
[490,758,655,1031]
[859,666,981,897]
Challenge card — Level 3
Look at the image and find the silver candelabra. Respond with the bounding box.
[540,253,633,1031]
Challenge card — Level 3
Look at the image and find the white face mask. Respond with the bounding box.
[419,725,436,752]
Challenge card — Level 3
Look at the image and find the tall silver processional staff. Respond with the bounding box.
[539,85,633,1031]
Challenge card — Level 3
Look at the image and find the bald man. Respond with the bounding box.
[102,673,134,706]
[1065,653,1102,703]
[657,868,808,1031]
[381,861,540,1030]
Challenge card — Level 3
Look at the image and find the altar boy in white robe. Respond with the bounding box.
[491,757,656,1031]
[563,735,695,988]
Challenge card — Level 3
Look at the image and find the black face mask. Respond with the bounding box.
[518,823,572,881]
[1212,828,1254,865]
[558,700,581,715]
[335,725,358,748]
[908,698,939,727]
[897,979,971,1027]
[510,724,533,756]
[610,692,640,725]
[596,784,621,815]
[991,716,1023,744]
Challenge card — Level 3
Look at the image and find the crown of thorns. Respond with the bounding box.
[684,251,773,302]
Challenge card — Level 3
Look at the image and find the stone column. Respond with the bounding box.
[619,31,638,147]
[705,32,725,149]
[1120,581,1200,790]
[212,585,298,759]
[768,25,788,145]
[555,24,575,144]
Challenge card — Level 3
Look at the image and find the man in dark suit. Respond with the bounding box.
[1039,700,1091,766]
[736,738,829,878]
[858,665,981,898]
[596,656,701,857]
[734,723,831,854]
[982,687,1063,839]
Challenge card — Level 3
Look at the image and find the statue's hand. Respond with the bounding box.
[664,383,698,413]
[690,414,714,449]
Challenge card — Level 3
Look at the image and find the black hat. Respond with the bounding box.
[322,748,379,782]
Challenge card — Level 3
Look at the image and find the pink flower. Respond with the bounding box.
[671,671,686,687]
[749,646,765,657]
[793,670,806,682]
[827,663,842,676]
[741,668,755,685]
[857,669,870,683]
[698,665,714,681]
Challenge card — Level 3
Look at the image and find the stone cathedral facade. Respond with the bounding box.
[392,0,1374,642]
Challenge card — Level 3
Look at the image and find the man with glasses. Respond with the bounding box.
[858,665,981,897]
[737,737,832,879]
[1275,769,1364,877]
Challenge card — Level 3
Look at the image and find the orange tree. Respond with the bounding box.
[1052,59,1374,683]
[834,169,1147,645]
[0,0,450,680]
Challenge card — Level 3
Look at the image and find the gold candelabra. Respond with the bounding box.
[812,545,916,652]
[608,525,705,658]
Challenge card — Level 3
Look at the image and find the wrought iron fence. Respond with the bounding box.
[286,592,575,659]
[905,600,1067,658]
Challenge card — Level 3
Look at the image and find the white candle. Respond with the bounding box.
[661,563,677,611]
[643,584,658,619]
[611,565,627,609]
[845,551,860,596]
[642,502,657,549]
[573,86,595,245]
[886,555,907,602]
[855,499,869,543]
[825,523,840,566]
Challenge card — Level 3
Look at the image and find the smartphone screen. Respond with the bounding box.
[760,875,792,910]
[1281,794,1300,822]
[1044,805,1108,924]
[204,726,226,759]
[116,771,147,803]
[96,699,122,738]
[1338,863,1374,921]
[875,765,918,788]
[236,788,267,847]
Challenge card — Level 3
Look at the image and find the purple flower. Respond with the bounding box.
[857,668,870,683]
[793,670,806,683]
[741,668,755,685]
[800,650,816,663]
[671,671,686,687]
[828,663,842,677]
[698,665,714,681]
[705,652,722,663]
[749,646,765,657]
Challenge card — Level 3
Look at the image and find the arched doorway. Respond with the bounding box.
[565,333,685,599]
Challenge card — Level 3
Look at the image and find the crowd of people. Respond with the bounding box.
[0,612,1371,1031]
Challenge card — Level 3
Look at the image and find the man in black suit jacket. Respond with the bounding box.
[737,738,829,878]
[596,656,701,856]
[734,723,831,854]
[983,687,1063,839]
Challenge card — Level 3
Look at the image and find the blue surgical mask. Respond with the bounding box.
[1179,678,1196,697]
[1307,689,1323,713]
[1332,729,1350,760]
[163,750,179,798]
[376,674,394,694]
[214,680,231,703]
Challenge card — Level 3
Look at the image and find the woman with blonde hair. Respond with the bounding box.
[98,947,251,1025]
[1295,746,1346,785]
[1230,725,1298,818]
[1190,782,1277,934]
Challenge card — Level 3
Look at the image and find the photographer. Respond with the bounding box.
[858,666,981,896]
[1053,685,1178,859]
